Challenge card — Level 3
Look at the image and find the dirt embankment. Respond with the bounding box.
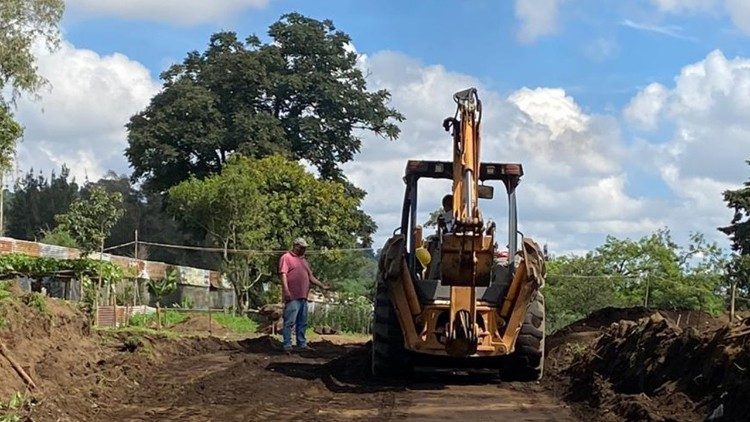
[546,307,750,422]
[0,290,234,420]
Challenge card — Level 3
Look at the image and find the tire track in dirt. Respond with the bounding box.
[97,337,577,421]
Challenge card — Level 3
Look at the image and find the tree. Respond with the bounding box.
[0,0,65,167]
[720,162,750,314]
[54,186,125,256]
[88,172,215,268]
[545,229,726,332]
[6,166,80,240]
[126,13,403,193]
[40,226,77,248]
[167,155,375,309]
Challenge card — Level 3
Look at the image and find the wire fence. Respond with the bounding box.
[308,300,373,334]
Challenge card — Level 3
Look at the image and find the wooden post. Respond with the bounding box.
[133,229,139,307]
[156,303,162,330]
[730,282,737,323]
[0,172,4,237]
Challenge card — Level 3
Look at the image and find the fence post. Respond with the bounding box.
[730,282,737,322]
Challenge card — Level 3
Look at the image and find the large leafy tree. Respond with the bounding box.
[127,13,404,193]
[168,155,375,309]
[6,166,80,240]
[0,0,65,168]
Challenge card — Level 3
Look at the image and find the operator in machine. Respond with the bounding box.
[439,194,455,232]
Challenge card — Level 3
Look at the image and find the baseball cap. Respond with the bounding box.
[293,237,308,248]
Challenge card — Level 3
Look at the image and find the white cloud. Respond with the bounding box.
[726,0,750,34]
[348,51,648,253]
[584,37,620,62]
[651,0,750,35]
[514,0,561,43]
[628,49,750,243]
[623,82,669,130]
[651,0,718,13]
[66,0,270,26]
[14,41,160,182]
[620,19,697,42]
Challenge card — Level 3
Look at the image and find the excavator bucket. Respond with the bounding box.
[439,233,494,287]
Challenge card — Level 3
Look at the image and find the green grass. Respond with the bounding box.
[97,325,183,340]
[0,392,31,422]
[211,313,258,334]
[128,309,187,328]
[25,292,47,314]
[308,301,373,335]
[0,281,12,302]
[0,282,11,330]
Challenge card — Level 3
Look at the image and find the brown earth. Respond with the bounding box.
[0,289,579,421]
[171,314,233,337]
[6,285,743,422]
[545,307,750,422]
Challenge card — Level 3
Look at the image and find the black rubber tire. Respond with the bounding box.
[500,292,545,381]
[371,275,413,378]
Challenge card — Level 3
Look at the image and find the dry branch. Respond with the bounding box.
[0,340,37,389]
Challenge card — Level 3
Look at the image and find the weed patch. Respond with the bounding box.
[0,392,33,422]
[0,282,12,302]
[211,313,257,334]
[22,293,47,315]
[128,310,186,329]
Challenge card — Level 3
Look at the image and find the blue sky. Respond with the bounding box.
[61,0,746,111]
[13,0,750,253]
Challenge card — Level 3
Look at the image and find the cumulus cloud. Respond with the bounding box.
[13,41,160,182]
[66,0,270,26]
[514,0,561,43]
[629,50,750,241]
[347,51,649,253]
[623,82,669,130]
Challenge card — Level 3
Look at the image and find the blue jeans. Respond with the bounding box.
[282,299,308,349]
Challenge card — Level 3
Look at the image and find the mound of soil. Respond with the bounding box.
[171,314,232,336]
[560,312,750,421]
[0,295,94,399]
[546,307,727,372]
[0,286,239,420]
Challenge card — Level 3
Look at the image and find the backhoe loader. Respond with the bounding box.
[372,88,547,380]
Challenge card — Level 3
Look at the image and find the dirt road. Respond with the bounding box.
[98,337,579,422]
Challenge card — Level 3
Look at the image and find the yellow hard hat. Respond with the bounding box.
[415,247,431,267]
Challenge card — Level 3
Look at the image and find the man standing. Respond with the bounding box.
[278,237,329,352]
